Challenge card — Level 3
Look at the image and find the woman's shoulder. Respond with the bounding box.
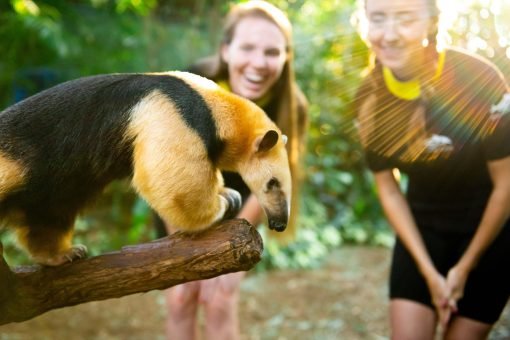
[187,56,222,80]
[444,47,505,80]
[443,47,508,98]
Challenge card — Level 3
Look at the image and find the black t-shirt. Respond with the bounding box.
[356,48,510,232]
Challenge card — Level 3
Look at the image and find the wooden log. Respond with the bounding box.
[0,219,262,325]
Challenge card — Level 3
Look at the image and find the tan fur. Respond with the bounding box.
[0,152,26,200]
[172,72,279,166]
[126,90,228,231]
[16,226,70,256]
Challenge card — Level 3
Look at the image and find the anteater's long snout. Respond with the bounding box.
[266,198,288,232]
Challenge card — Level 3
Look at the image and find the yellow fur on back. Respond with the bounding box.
[126,89,225,230]
[0,152,25,200]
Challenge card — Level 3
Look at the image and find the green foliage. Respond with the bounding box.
[292,0,391,247]
[0,0,227,108]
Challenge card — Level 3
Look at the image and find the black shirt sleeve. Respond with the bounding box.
[480,70,510,161]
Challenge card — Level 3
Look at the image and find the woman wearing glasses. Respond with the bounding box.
[353,0,510,338]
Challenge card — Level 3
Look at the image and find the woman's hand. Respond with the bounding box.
[424,270,452,327]
[445,265,468,314]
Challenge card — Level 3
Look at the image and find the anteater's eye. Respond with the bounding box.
[267,177,280,190]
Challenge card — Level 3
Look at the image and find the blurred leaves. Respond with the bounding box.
[115,0,157,15]
[12,0,41,15]
[446,0,510,79]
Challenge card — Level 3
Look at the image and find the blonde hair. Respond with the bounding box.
[191,0,308,243]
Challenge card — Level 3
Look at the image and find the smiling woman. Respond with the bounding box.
[352,0,510,339]
[363,0,438,81]
[220,15,287,100]
[153,1,309,340]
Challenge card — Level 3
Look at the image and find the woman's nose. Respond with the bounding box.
[382,20,400,41]
[250,51,267,68]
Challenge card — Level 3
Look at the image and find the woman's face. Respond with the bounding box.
[221,16,287,100]
[365,0,432,80]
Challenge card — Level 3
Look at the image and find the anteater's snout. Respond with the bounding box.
[268,219,287,232]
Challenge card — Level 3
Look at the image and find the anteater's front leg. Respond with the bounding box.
[133,162,241,232]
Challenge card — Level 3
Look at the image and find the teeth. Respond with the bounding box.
[245,73,264,82]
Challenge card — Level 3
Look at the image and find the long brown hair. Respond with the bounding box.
[191,0,308,242]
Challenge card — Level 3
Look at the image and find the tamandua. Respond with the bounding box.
[0,71,291,266]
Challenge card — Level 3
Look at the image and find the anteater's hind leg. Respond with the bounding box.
[15,225,87,266]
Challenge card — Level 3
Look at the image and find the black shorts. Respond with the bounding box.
[390,221,510,324]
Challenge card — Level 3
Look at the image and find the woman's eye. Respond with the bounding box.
[369,15,386,26]
[397,15,418,26]
[240,45,254,52]
[265,49,281,57]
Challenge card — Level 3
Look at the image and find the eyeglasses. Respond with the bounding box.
[368,12,429,32]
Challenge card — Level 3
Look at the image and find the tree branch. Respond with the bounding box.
[0,219,262,325]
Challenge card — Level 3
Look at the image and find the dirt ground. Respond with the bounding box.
[1,245,509,340]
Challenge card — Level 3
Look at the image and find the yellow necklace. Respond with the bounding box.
[382,50,445,101]
[217,80,272,108]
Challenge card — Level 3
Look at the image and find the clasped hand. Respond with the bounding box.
[426,266,468,327]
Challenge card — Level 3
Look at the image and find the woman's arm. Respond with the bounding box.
[374,170,437,277]
[237,194,263,226]
[447,156,510,301]
[373,170,452,324]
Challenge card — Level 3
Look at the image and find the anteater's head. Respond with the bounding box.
[238,129,291,232]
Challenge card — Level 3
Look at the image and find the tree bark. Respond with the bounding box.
[0,219,262,325]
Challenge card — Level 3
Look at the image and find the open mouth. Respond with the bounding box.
[244,73,268,88]
[245,72,264,82]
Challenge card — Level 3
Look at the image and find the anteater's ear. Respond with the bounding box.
[254,130,279,153]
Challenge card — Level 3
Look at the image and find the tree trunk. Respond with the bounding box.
[0,219,262,325]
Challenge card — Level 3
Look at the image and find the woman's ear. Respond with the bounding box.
[221,43,230,64]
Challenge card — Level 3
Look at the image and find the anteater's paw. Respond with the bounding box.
[220,187,242,220]
[33,244,88,266]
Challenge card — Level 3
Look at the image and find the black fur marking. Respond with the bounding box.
[150,75,225,164]
[0,73,224,231]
